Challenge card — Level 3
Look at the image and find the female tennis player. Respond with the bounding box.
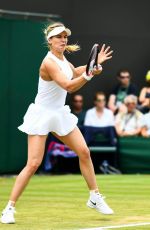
[1,23,114,224]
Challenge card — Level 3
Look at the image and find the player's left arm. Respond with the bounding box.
[69,63,102,78]
[69,44,113,78]
[69,63,86,78]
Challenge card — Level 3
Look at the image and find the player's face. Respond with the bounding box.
[49,31,68,53]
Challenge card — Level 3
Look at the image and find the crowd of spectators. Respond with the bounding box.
[71,69,150,138]
[44,69,150,172]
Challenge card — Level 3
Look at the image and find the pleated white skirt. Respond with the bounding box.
[18,103,78,136]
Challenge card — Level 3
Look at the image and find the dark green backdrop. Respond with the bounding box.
[0,17,150,174]
[0,18,47,173]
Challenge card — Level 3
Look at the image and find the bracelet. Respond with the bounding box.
[82,72,93,81]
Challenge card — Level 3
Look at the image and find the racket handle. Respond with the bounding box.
[94,64,102,70]
[82,72,93,81]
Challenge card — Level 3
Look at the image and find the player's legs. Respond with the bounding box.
[53,127,98,190]
[9,135,48,204]
[1,135,47,224]
[53,127,114,215]
[1,135,48,224]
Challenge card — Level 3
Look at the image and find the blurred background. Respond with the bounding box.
[0,0,150,174]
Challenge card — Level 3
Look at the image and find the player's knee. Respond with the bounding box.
[80,147,91,161]
[26,159,41,174]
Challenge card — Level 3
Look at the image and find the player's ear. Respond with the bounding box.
[48,38,52,45]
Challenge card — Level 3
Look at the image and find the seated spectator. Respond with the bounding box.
[71,94,86,127]
[108,69,138,114]
[141,111,150,137]
[115,95,143,137]
[139,70,150,113]
[84,92,114,127]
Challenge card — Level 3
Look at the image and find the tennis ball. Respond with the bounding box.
[145,70,150,81]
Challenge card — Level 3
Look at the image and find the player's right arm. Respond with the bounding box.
[41,58,89,93]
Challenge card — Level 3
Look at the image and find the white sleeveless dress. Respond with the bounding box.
[18,51,78,136]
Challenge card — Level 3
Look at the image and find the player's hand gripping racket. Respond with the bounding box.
[86,44,100,76]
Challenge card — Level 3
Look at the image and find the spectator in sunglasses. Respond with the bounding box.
[108,69,138,114]
[84,92,114,127]
[115,95,143,137]
[71,94,86,127]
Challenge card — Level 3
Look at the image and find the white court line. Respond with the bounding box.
[81,222,150,230]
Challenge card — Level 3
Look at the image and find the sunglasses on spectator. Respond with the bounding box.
[96,99,106,102]
[126,102,136,105]
[119,75,130,79]
[73,100,83,103]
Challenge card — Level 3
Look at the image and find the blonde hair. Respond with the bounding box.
[44,22,80,53]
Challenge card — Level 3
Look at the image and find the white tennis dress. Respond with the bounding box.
[18,51,78,136]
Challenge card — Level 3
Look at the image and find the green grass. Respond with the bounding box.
[0,175,150,230]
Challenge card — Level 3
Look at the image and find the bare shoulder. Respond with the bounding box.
[39,56,59,81]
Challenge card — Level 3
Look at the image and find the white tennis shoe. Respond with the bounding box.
[87,193,114,215]
[1,206,16,224]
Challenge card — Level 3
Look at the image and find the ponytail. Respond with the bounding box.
[65,44,80,53]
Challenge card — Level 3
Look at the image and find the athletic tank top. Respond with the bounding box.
[34,51,73,109]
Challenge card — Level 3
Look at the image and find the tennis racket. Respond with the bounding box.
[86,44,100,76]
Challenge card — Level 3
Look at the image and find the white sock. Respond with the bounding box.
[90,190,100,200]
[5,201,15,210]
[90,189,100,195]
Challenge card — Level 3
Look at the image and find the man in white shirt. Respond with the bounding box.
[84,92,115,127]
[115,95,143,136]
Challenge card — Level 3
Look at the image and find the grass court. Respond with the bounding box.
[0,174,150,230]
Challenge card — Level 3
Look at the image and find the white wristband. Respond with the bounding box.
[82,72,93,81]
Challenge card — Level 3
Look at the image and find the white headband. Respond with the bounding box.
[47,26,71,40]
